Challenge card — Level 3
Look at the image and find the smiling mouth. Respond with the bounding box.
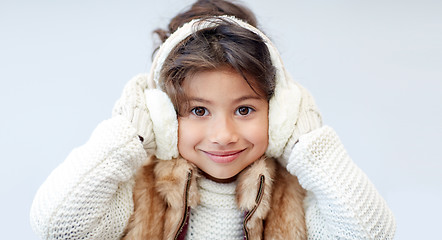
[202,149,246,164]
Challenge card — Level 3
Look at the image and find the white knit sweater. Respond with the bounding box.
[30,118,396,239]
[186,177,243,239]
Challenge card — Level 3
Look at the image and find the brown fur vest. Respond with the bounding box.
[122,156,306,240]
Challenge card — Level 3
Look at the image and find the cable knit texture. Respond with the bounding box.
[279,83,322,167]
[112,74,156,154]
[287,126,396,239]
[186,177,243,239]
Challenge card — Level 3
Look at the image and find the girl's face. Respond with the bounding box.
[178,67,269,181]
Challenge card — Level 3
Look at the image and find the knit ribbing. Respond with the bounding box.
[185,177,244,240]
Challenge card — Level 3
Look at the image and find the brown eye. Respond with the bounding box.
[191,107,208,116]
[236,106,252,116]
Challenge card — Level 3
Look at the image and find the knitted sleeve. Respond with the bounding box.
[30,115,148,240]
[286,126,396,240]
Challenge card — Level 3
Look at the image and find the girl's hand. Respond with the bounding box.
[112,74,156,154]
[278,84,322,168]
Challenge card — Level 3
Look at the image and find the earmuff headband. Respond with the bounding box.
[146,16,301,160]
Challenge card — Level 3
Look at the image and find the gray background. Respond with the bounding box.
[1,0,441,239]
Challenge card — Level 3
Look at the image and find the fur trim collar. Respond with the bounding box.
[155,156,276,224]
[123,156,306,239]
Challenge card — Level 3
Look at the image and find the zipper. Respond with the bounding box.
[243,174,265,240]
[174,170,193,240]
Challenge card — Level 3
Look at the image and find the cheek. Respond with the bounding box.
[256,120,269,148]
[246,115,269,148]
[177,119,188,152]
[178,118,200,154]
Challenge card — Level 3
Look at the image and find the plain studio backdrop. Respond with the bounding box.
[1,0,440,239]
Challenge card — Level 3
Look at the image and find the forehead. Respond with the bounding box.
[183,67,264,99]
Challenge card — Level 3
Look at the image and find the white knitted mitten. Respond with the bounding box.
[287,126,396,239]
[278,84,322,167]
[112,74,156,154]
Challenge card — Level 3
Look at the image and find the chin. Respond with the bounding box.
[201,170,239,183]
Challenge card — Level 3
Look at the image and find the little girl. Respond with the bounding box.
[30,0,396,239]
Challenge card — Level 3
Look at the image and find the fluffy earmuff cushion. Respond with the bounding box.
[144,89,179,160]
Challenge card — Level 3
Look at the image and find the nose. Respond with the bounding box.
[209,116,239,146]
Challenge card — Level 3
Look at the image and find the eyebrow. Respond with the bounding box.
[187,95,264,104]
[233,95,264,103]
[187,97,212,104]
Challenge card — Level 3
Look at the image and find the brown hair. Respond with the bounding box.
[155,0,276,115]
